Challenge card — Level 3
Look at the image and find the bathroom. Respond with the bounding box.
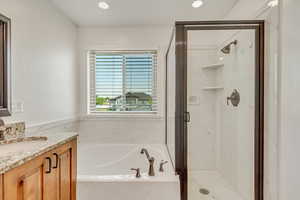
[0,0,299,200]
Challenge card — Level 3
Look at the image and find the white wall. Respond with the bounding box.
[0,0,79,127]
[262,7,279,200]
[279,0,300,200]
[78,26,172,144]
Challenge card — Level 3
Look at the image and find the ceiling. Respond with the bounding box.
[50,0,239,26]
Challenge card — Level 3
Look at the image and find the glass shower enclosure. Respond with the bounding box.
[166,21,265,200]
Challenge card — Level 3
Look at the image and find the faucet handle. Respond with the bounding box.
[159,160,168,172]
[0,126,6,141]
[0,131,4,140]
[130,168,141,178]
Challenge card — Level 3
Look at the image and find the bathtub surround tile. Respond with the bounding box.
[0,131,78,174]
[78,180,180,200]
[78,119,165,144]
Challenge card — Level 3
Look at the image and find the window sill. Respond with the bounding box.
[81,113,163,121]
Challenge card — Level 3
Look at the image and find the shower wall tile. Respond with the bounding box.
[187,46,218,171]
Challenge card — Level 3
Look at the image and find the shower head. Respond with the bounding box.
[221,40,238,54]
[221,45,231,54]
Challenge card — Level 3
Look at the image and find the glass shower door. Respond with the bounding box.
[172,21,265,200]
[187,29,256,200]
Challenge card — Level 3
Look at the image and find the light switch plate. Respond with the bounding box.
[188,96,200,105]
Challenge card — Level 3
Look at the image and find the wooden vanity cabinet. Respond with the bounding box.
[0,174,3,200]
[2,138,77,200]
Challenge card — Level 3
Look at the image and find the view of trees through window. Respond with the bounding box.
[92,51,157,112]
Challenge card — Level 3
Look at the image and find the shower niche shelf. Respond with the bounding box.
[202,62,224,91]
[202,63,224,70]
[202,86,224,91]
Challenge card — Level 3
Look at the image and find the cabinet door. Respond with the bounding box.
[59,150,71,200]
[4,153,49,200]
[44,153,59,200]
[56,139,77,200]
[44,139,77,200]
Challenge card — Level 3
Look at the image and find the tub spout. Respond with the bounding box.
[140,148,151,160]
[148,157,155,176]
[141,148,155,176]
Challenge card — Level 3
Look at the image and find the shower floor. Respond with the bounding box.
[188,170,246,200]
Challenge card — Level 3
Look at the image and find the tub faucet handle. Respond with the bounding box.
[131,168,141,178]
[159,160,168,172]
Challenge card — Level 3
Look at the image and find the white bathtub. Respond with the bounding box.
[77,144,180,200]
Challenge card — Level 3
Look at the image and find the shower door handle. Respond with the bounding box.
[184,112,191,123]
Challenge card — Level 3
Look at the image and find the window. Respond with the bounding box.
[88,50,157,114]
[0,20,5,109]
[0,13,11,117]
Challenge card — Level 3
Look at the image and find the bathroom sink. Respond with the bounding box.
[0,136,48,156]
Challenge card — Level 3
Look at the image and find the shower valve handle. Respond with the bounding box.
[227,96,231,105]
[227,89,240,107]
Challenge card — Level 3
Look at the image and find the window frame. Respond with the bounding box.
[0,13,11,117]
[87,50,159,116]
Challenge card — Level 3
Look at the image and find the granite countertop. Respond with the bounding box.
[0,131,78,174]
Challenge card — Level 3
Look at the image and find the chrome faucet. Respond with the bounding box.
[140,148,155,176]
[140,148,151,160]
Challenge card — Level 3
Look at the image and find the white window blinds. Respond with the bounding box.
[88,51,158,113]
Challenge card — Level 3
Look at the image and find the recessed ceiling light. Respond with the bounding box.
[267,0,278,7]
[192,0,204,8]
[98,1,110,10]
